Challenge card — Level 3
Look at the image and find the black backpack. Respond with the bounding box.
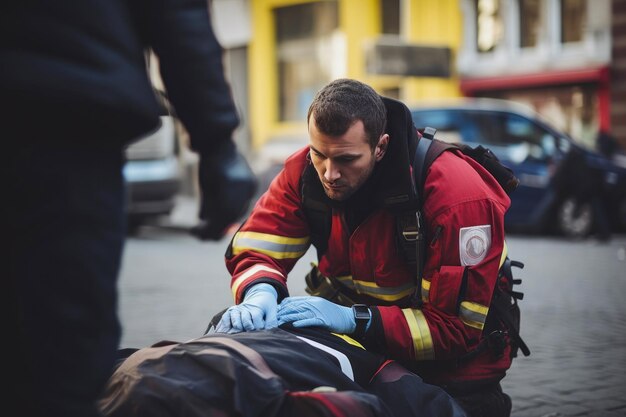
[302,97,530,360]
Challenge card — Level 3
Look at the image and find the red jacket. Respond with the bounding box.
[226,144,511,386]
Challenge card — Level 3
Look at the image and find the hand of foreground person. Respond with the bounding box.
[191,141,257,240]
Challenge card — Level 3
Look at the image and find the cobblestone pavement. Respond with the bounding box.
[119,196,626,417]
[500,236,626,417]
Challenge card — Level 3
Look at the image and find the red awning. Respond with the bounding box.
[460,66,610,95]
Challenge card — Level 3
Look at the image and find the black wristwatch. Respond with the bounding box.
[352,304,371,339]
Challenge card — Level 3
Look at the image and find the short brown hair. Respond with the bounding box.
[307,78,386,149]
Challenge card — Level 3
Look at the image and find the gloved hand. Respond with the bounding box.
[277,296,356,334]
[215,283,278,334]
[191,141,257,241]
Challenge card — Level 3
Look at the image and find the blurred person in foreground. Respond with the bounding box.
[216,79,517,417]
[1,1,256,416]
[553,132,613,242]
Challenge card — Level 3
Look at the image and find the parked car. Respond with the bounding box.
[124,115,181,231]
[410,98,626,236]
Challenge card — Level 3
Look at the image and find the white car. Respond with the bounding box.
[124,115,181,231]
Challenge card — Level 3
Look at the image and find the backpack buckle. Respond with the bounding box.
[402,229,419,241]
[401,211,421,242]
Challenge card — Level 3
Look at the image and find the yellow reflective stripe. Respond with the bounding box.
[350,279,383,289]
[402,308,435,360]
[364,287,415,302]
[231,264,284,300]
[335,275,353,284]
[352,280,415,300]
[421,279,430,302]
[231,231,309,259]
[459,300,489,330]
[333,275,415,302]
[499,241,508,268]
[331,333,365,350]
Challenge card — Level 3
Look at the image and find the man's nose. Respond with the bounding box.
[324,160,340,182]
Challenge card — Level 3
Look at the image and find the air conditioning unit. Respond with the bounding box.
[365,38,452,78]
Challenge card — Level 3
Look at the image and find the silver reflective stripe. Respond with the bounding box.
[232,231,309,259]
[459,301,488,330]
[296,336,354,381]
[235,236,308,254]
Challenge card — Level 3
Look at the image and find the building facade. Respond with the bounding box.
[457,0,618,150]
[245,0,463,161]
[211,0,623,158]
[611,0,626,148]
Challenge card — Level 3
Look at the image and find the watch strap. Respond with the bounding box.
[352,304,371,339]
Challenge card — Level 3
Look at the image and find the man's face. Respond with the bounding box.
[308,116,388,201]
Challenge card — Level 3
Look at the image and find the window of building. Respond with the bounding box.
[561,0,586,43]
[275,1,339,122]
[381,0,401,35]
[476,0,504,53]
[519,0,541,48]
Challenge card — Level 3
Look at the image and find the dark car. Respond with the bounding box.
[410,98,626,236]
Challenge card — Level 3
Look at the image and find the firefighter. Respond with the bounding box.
[217,79,513,417]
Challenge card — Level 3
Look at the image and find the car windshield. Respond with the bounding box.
[411,108,557,163]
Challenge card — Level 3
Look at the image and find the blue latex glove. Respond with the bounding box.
[277,296,358,334]
[215,283,278,334]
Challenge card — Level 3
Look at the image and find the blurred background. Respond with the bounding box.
[127,0,626,239]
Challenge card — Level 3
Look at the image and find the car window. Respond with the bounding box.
[412,108,560,163]
[412,109,475,144]
[411,109,458,133]
[503,113,559,161]
[411,109,503,145]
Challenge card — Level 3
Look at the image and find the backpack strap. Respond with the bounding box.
[403,127,457,307]
[413,128,460,199]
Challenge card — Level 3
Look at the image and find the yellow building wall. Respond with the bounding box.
[403,0,463,103]
[249,0,462,149]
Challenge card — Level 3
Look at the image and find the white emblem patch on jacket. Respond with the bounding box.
[459,225,491,266]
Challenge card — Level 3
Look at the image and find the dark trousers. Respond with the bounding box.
[4,142,126,417]
[590,194,611,240]
[448,382,511,417]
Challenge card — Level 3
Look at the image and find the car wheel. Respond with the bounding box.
[556,197,593,238]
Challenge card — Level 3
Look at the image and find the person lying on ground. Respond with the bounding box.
[99,318,467,417]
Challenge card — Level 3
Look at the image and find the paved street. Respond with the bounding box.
[118,197,626,417]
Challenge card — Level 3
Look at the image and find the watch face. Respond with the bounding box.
[353,304,371,320]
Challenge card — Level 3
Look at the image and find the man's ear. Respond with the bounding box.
[375,134,389,161]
